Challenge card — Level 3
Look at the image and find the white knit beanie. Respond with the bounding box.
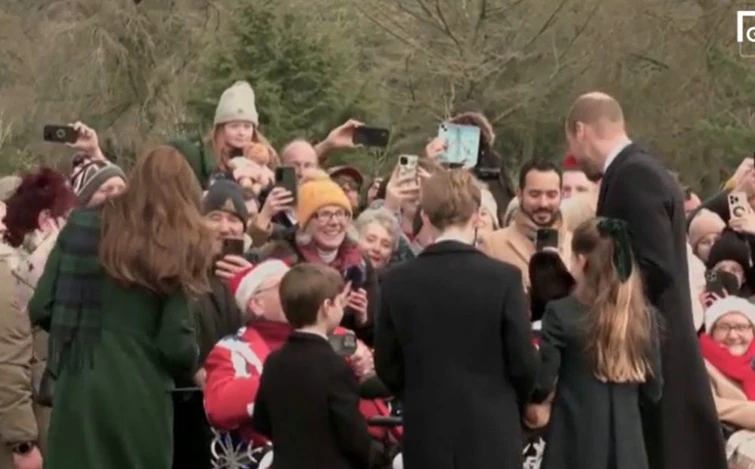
[704,296,755,332]
[214,81,259,127]
[230,260,289,311]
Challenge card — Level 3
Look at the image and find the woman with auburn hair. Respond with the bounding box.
[0,168,75,468]
[28,146,215,469]
[526,217,663,469]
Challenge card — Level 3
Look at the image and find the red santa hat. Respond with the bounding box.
[229,259,290,311]
[562,154,579,171]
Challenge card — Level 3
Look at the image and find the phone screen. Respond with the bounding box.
[43,125,78,144]
[437,123,481,168]
[274,166,298,204]
[222,238,245,257]
[535,229,559,252]
[344,265,365,290]
[353,127,390,147]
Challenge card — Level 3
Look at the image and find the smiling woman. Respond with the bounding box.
[354,208,400,271]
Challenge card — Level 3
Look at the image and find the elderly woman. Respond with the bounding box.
[700,296,755,468]
[354,208,400,270]
[249,170,378,344]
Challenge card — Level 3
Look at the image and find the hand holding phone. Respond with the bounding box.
[222,238,245,257]
[329,332,358,357]
[535,228,559,252]
[43,125,78,144]
[437,123,481,168]
[274,166,298,205]
[353,126,390,147]
[728,191,752,219]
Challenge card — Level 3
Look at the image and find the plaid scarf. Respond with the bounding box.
[48,208,104,376]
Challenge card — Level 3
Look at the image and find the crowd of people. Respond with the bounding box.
[0,79,751,469]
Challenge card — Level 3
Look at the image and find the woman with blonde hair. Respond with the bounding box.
[527,217,663,469]
[28,146,215,469]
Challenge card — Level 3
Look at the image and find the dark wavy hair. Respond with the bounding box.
[3,167,77,247]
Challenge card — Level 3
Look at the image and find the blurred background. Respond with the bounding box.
[0,0,750,193]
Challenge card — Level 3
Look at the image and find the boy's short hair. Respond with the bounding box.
[420,169,481,231]
[280,263,345,328]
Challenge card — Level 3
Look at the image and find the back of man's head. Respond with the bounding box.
[566,92,625,137]
[421,169,481,231]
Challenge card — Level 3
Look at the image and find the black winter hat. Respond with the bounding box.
[529,251,575,322]
[706,230,752,272]
[202,180,250,225]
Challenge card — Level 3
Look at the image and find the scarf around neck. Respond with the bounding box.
[49,207,104,376]
[700,332,755,400]
[297,237,364,273]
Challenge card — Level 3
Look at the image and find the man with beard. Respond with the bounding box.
[565,91,727,469]
[480,159,572,291]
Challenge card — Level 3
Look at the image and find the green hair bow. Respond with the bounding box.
[596,217,633,282]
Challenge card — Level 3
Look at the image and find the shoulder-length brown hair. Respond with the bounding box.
[99,146,215,296]
[572,218,654,384]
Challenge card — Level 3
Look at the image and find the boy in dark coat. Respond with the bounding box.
[252,263,389,469]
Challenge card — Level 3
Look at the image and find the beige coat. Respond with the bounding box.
[705,359,755,468]
[479,210,572,290]
[0,232,58,467]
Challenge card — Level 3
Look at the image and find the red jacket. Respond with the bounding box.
[203,320,399,445]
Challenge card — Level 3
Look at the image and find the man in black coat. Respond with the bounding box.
[566,92,727,469]
[374,169,538,469]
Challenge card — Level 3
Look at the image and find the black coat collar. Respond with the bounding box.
[419,240,480,257]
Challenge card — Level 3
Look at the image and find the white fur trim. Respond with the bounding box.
[704,296,755,332]
[233,260,289,311]
[216,338,264,377]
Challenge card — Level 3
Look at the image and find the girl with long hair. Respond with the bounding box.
[527,217,662,469]
[168,81,278,191]
[28,146,215,469]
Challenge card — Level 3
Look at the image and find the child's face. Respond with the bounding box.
[322,285,350,333]
[223,121,255,149]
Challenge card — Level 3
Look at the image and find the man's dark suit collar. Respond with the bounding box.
[598,142,641,205]
[419,240,479,257]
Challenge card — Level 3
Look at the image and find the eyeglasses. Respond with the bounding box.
[313,209,350,223]
[715,324,753,334]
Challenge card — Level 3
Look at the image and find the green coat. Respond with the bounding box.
[28,235,198,469]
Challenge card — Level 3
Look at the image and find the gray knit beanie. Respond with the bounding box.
[214,81,259,127]
[202,180,250,226]
[70,161,127,206]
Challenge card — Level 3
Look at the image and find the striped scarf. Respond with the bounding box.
[48,207,104,376]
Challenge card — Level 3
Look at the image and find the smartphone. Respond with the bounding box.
[535,228,559,251]
[222,238,245,257]
[437,123,481,168]
[274,166,298,205]
[705,269,739,296]
[728,191,752,219]
[353,126,390,147]
[397,154,419,179]
[328,332,358,357]
[344,265,365,290]
[43,125,78,144]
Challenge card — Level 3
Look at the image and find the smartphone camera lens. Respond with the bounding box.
[399,156,408,165]
[56,129,66,139]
